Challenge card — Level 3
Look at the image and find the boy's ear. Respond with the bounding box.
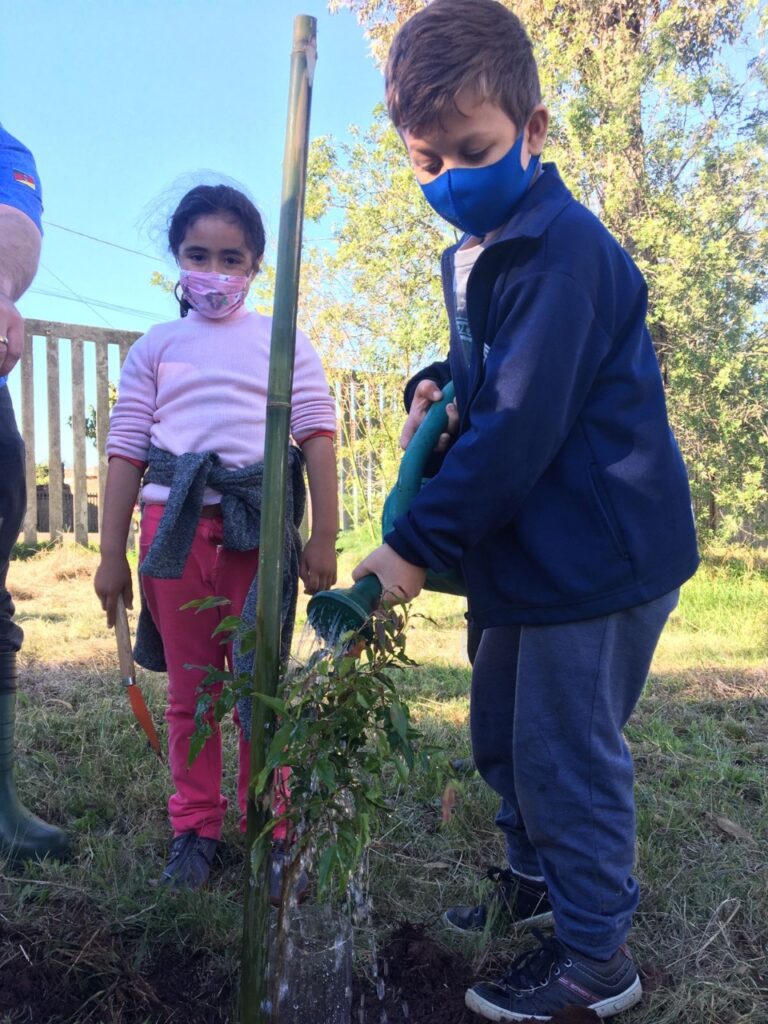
[526,105,549,157]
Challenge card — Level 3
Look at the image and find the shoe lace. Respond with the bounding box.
[483,865,516,886]
[499,930,570,991]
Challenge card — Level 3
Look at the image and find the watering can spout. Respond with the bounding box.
[307,574,383,646]
[308,380,465,646]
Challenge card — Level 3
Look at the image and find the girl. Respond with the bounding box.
[94,184,338,890]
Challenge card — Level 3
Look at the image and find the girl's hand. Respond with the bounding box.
[300,534,337,594]
[94,554,133,628]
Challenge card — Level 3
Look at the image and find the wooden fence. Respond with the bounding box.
[21,319,141,546]
[19,320,404,545]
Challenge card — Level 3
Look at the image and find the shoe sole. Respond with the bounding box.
[464,975,642,1021]
[442,907,554,935]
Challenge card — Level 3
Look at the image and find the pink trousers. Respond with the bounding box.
[140,504,288,841]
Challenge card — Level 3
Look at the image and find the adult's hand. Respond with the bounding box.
[399,379,459,451]
[0,293,24,377]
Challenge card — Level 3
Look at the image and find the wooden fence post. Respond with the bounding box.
[46,334,63,542]
[71,339,88,546]
[21,327,37,545]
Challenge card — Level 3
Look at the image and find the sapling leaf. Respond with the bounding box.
[212,615,243,636]
[389,702,409,742]
[317,845,338,895]
[189,594,444,909]
[252,692,288,715]
[181,595,232,611]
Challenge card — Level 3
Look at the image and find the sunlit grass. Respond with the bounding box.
[2,538,766,1022]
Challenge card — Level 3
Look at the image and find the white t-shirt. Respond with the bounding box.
[452,225,505,365]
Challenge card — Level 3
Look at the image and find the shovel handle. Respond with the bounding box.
[114,595,135,681]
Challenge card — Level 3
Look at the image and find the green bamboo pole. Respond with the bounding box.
[240,15,317,1024]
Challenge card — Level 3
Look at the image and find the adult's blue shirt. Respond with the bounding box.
[0,122,43,388]
[385,165,699,626]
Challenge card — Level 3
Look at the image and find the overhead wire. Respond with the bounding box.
[39,262,115,329]
[28,286,166,323]
[43,221,167,264]
[37,220,172,325]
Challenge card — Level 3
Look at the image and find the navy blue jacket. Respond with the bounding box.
[385,165,699,626]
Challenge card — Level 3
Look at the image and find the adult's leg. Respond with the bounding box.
[0,387,25,654]
[513,591,679,958]
[0,387,68,859]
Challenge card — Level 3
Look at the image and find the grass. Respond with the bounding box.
[1,537,766,1022]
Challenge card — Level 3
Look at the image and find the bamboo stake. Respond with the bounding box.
[239,15,317,1024]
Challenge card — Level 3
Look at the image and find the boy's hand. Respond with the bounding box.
[352,544,426,604]
[300,534,338,594]
[94,554,133,629]
[400,379,459,452]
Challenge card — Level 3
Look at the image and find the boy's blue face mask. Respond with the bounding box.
[420,135,539,237]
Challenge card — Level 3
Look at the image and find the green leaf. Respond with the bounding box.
[181,595,232,612]
[252,693,288,715]
[316,845,338,896]
[389,701,409,742]
[212,615,244,636]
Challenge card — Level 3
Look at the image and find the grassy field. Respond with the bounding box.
[0,537,766,1023]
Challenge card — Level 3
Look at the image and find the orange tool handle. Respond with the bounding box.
[115,595,163,759]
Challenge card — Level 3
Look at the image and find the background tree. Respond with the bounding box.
[324,0,768,539]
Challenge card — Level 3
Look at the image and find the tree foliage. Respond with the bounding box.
[324,0,768,539]
[302,115,455,527]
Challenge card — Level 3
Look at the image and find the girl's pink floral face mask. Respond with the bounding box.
[179,269,250,319]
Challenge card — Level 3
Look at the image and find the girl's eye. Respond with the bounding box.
[464,149,489,163]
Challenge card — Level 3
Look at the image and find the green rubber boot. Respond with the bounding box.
[0,651,70,862]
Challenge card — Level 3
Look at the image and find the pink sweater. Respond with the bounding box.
[106,306,336,505]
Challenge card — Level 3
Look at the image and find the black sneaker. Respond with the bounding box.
[269,840,310,908]
[159,831,219,891]
[444,867,552,933]
[465,931,642,1021]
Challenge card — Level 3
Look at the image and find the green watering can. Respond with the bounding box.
[307,382,465,644]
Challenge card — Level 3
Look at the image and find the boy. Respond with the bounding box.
[352,0,699,1020]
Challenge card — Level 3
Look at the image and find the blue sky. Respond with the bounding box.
[1,0,385,460]
[4,0,384,329]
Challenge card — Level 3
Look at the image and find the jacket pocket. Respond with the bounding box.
[588,463,630,560]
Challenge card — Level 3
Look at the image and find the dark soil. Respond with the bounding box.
[351,922,600,1024]
[1,915,600,1023]
[0,919,236,1023]
[353,921,475,1023]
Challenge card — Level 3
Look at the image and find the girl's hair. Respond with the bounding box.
[169,184,266,316]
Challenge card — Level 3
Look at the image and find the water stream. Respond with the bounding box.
[265,616,391,1022]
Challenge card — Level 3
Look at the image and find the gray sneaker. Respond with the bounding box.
[160,832,219,891]
[465,931,642,1021]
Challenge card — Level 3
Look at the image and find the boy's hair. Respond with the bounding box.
[168,184,265,316]
[385,0,541,135]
